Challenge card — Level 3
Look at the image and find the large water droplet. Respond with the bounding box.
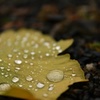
[12,77,19,83]
[14,60,22,64]
[47,70,64,82]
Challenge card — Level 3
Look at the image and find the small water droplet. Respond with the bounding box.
[0,83,10,92]
[25,61,28,63]
[36,82,45,88]
[47,70,64,82]
[18,52,21,55]
[55,46,60,50]
[69,68,72,70]
[8,63,11,66]
[12,77,19,83]
[44,42,50,47]
[40,55,43,58]
[1,73,4,75]
[7,68,10,71]
[43,93,48,97]
[31,56,34,59]
[7,54,12,58]
[23,54,28,59]
[19,84,23,87]
[15,67,21,70]
[34,44,39,48]
[0,66,4,70]
[13,49,18,53]
[30,52,35,55]
[0,59,2,62]
[26,75,33,81]
[72,73,76,77]
[49,84,54,87]
[14,60,22,64]
[35,89,38,91]
[5,75,8,77]
[45,53,50,56]
[48,86,54,91]
[29,85,33,88]
[30,63,33,66]
[24,49,29,53]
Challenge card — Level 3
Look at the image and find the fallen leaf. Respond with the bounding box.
[0,29,87,100]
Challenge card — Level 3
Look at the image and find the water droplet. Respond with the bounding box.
[5,75,8,77]
[0,83,10,92]
[23,54,28,59]
[48,86,54,91]
[45,53,50,56]
[47,70,64,82]
[36,82,45,88]
[1,73,4,75]
[7,68,10,71]
[58,49,62,53]
[29,85,33,88]
[26,75,33,81]
[13,49,18,53]
[72,73,76,77]
[35,89,38,91]
[0,59,2,62]
[15,67,21,70]
[43,93,48,97]
[8,63,11,66]
[12,77,19,83]
[19,84,23,87]
[14,60,22,64]
[18,52,21,55]
[69,68,72,70]
[55,46,60,50]
[0,66,4,70]
[7,54,12,58]
[49,84,54,87]
[34,44,39,48]
[31,56,34,59]
[40,55,43,58]
[24,49,29,53]
[30,63,33,66]
[44,42,50,47]
[30,52,35,55]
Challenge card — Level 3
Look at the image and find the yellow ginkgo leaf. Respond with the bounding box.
[0,29,87,100]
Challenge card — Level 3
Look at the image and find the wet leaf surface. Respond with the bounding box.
[0,29,87,100]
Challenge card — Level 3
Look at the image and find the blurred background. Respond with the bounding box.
[0,0,100,40]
